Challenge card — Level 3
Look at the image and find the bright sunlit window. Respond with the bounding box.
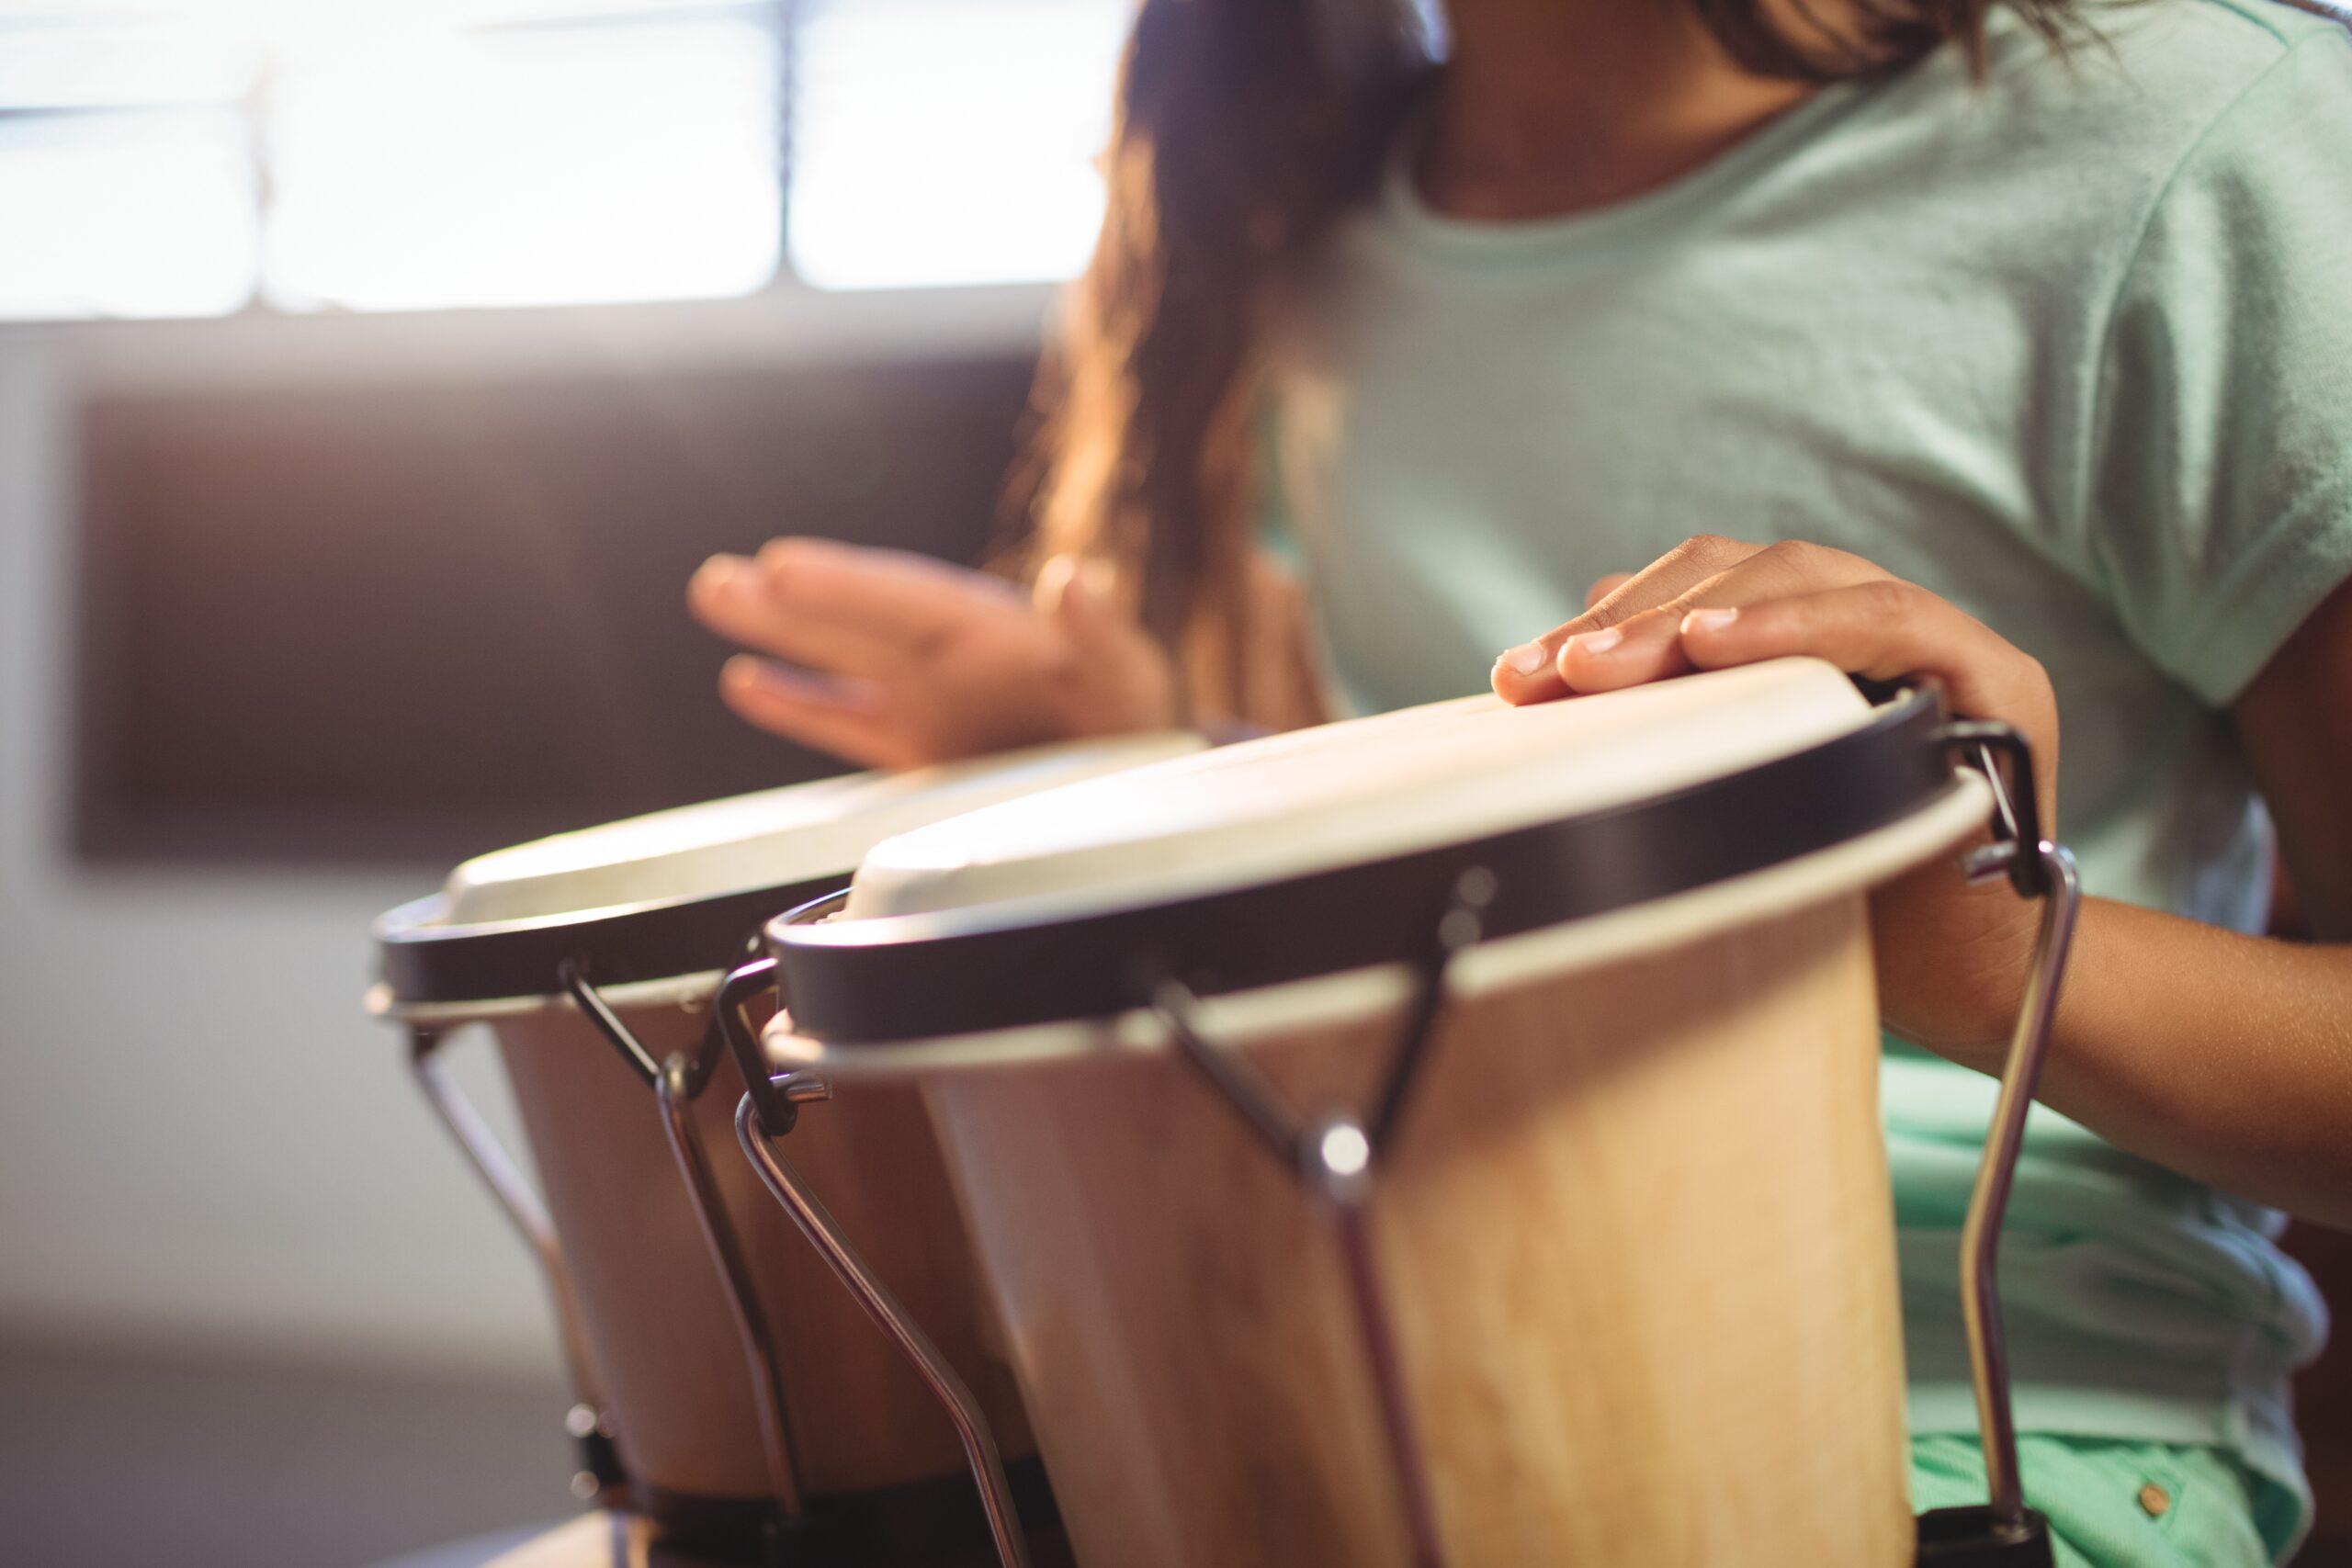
[266,21,779,311]
[0,15,261,108]
[0,0,1125,320]
[0,111,260,320]
[787,0,1127,291]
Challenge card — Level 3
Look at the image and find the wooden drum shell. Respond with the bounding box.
[491,997,1033,1505]
[920,893,1910,1568]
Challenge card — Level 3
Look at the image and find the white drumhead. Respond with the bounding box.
[446,731,1204,926]
[850,660,1875,925]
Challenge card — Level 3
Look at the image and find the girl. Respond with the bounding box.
[688,0,2352,1561]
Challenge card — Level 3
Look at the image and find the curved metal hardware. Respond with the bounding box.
[548,958,814,1526]
[1148,975,1453,1568]
[1960,840,2080,1533]
[1317,1118,1447,1568]
[565,955,735,1100]
[558,955,810,1527]
[1139,867,1489,1568]
[1144,864,1493,1178]
[1975,744,2022,848]
[1144,972,1305,1163]
[407,1025,622,1500]
[656,1054,808,1527]
[735,1094,1035,1568]
[1368,865,1494,1149]
[561,958,662,1087]
[1935,721,2047,898]
[715,954,792,1132]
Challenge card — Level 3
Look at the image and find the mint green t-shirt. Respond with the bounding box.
[1261,0,2350,1554]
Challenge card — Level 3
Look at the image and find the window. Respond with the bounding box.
[265,18,780,310]
[0,9,261,319]
[786,0,1128,291]
[0,108,258,319]
[0,0,1132,319]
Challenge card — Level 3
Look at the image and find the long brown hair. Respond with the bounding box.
[1010,0,2083,717]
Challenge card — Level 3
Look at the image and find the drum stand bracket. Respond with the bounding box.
[564,958,813,1562]
[407,1025,628,1507]
[733,1096,1035,1568]
[1141,863,1498,1568]
[713,952,1038,1568]
[1916,722,2080,1567]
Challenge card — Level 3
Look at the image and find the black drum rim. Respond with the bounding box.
[376,871,851,1010]
[764,683,1966,1048]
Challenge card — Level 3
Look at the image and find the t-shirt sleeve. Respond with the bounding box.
[2084,22,2352,708]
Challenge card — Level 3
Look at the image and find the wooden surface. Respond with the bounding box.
[493,998,1032,1503]
[927,895,1913,1568]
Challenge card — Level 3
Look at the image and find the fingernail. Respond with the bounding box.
[1500,641,1550,675]
[1681,607,1739,635]
[696,557,746,592]
[1568,626,1623,658]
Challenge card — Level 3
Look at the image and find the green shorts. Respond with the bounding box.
[1910,1434,2301,1568]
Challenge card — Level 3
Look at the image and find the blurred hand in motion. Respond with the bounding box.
[1491,535,2060,1059]
[689,538,1178,770]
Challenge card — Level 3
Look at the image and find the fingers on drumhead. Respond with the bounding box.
[1677,580,1958,681]
[1492,638,1572,704]
[1555,608,1694,692]
[1583,572,1635,611]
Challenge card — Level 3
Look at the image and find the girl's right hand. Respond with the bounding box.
[688,538,1179,770]
[1491,535,2060,1059]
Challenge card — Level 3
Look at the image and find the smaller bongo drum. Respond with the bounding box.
[744,660,2079,1568]
[368,735,1199,1565]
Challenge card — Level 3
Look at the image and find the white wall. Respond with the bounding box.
[0,287,1049,1378]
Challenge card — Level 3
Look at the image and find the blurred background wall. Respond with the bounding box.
[0,3,1121,1562]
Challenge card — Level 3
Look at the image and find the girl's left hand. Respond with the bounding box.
[1490,536,2060,1066]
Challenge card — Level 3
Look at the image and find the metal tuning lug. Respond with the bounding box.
[407,1025,628,1509]
[734,1094,1035,1568]
[1914,838,2079,1566]
[1136,865,1493,1568]
[560,958,662,1087]
[655,1051,808,1531]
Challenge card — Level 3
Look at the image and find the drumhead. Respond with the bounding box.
[857,660,1881,922]
[764,660,1992,1053]
[371,732,1203,1016]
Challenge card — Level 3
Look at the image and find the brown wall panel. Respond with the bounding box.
[74,355,1037,867]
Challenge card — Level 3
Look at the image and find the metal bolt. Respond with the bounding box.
[1961,842,2017,886]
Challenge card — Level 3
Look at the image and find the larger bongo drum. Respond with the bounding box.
[749,660,2070,1568]
[369,736,1198,1563]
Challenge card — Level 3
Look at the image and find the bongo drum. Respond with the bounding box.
[742,659,2078,1568]
[368,734,1200,1564]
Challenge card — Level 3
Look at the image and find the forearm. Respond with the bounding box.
[1961,896,2352,1226]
